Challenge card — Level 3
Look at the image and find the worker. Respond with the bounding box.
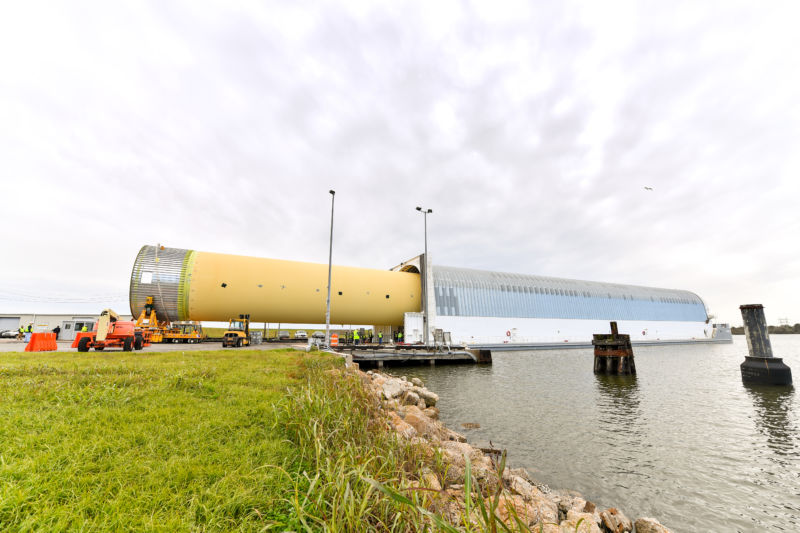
[353,329,360,346]
[17,325,24,341]
[52,325,61,340]
[378,331,383,345]
[81,325,88,332]
[397,331,403,344]
[24,324,33,343]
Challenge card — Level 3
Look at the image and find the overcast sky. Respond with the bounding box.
[1,0,798,326]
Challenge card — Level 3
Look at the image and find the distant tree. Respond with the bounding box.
[794,323,800,333]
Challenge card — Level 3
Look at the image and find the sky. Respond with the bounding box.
[1,0,798,326]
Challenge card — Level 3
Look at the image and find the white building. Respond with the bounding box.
[0,313,133,340]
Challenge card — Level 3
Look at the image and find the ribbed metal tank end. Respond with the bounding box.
[129,245,195,322]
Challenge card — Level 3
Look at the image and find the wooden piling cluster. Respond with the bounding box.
[592,321,636,375]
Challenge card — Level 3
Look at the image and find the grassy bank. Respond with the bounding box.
[0,349,430,531]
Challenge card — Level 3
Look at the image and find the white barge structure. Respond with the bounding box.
[426,265,731,350]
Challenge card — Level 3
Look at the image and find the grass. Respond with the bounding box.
[0,348,560,532]
[0,349,315,531]
[275,359,434,531]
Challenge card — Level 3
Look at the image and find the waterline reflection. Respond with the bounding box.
[744,384,797,459]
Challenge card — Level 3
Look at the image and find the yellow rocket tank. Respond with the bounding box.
[129,245,421,325]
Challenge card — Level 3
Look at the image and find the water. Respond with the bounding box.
[389,336,800,532]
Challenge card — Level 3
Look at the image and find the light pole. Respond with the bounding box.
[416,206,432,346]
[325,190,336,348]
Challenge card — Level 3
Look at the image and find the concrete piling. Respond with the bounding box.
[739,304,792,385]
[592,321,636,375]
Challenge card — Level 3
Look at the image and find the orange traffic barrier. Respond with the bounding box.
[330,333,338,347]
[25,332,58,352]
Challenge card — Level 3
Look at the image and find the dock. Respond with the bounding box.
[333,344,492,368]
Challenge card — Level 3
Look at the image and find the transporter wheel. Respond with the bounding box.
[236,338,242,348]
[77,337,91,352]
[134,335,144,350]
[123,337,133,352]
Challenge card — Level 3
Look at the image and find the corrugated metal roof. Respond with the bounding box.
[433,265,707,322]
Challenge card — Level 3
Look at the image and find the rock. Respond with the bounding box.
[440,440,484,468]
[388,411,417,439]
[577,500,602,526]
[442,427,467,442]
[423,406,440,420]
[412,386,439,407]
[403,390,420,406]
[382,379,405,400]
[599,508,632,533]
[461,422,481,429]
[504,467,533,484]
[469,457,502,494]
[633,517,672,533]
[421,468,442,492]
[507,475,559,524]
[497,493,538,526]
[411,377,423,387]
[366,370,373,375]
[401,375,407,382]
[562,510,602,533]
[433,488,468,525]
[404,406,439,438]
[552,490,586,520]
[383,398,400,412]
[443,463,465,485]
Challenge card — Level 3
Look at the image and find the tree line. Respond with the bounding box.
[731,324,800,335]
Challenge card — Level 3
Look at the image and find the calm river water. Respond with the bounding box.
[389,335,800,532]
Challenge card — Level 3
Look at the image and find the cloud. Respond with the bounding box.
[0,0,798,324]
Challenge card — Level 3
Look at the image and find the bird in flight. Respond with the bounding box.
[644,186,653,191]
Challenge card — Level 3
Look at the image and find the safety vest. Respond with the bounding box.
[378,332,383,338]
[19,327,23,333]
[81,326,88,332]
[398,332,403,339]
[26,325,32,333]
[353,331,360,340]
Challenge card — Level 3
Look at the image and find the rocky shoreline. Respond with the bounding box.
[358,368,673,533]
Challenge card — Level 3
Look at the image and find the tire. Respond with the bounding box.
[78,337,91,352]
[236,337,242,348]
[123,337,133,352]
[134,335,144,350]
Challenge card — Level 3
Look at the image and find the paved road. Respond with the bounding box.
[0,339,306,353]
